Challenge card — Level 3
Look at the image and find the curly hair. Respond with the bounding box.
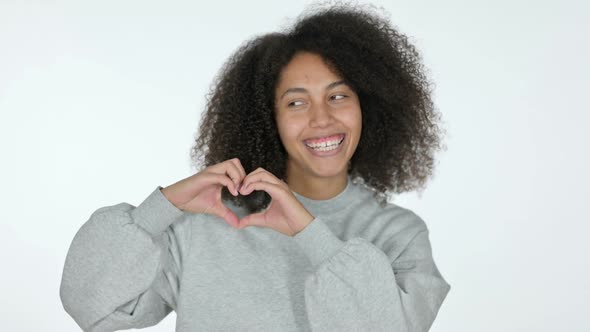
[190,1,447,213]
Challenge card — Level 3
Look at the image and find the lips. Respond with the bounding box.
[302,133,346,157]
[303,133,345,145]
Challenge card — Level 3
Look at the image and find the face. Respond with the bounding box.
[274,52,362,182]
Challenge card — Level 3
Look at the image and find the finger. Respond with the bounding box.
[201,173,238,196]
[207,159,243,183]
[240,167,265,184]
[241,169,284,192]
[229,158,247,182]
[210,161,241,196]
[205,161,226,173]
[223,161,244,195]
[239,179,283,197]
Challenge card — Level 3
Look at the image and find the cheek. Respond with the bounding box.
[276,117,300,145]
[343,108,362,133]
[354,111,362,130]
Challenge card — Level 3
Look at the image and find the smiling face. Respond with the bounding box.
[274,51,362,187]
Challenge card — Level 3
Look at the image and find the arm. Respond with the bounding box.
[293,217,451,332]
[59,186,189,331]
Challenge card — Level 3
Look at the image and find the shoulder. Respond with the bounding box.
[345,182,429,255]
[349,181,427,233]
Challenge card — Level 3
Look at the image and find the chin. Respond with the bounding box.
[307,163,349,179]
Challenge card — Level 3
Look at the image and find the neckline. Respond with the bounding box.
[290,175,358,216]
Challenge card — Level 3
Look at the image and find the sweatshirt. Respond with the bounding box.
[60,176,451,331]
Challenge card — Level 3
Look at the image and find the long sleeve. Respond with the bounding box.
[60,186,189,332]
[293,216,451,332]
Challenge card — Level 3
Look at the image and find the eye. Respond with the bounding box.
[288,100,305,107]
[330,94,348,101]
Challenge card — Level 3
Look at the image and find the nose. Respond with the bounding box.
[309,102,335,128]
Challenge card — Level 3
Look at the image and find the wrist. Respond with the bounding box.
[160,186,184,210]
[291,212,315,237]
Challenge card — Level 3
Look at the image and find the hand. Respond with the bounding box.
[160,158,246,228]
[237,167,315,237]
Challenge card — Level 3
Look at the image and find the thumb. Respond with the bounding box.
[209,203,240,228]
[238,212,266,229]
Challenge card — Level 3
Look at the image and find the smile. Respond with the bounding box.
[303,134,346,154]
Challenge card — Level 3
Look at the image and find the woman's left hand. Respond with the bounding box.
[237,167,314,237]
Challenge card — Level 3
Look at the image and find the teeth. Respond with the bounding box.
[314,144,339,152]
[305,136,344,151]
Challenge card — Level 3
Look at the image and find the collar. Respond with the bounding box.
[291,175,359,217]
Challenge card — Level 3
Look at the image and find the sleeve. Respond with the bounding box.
[59,186,189,332]
[292,216,451,332]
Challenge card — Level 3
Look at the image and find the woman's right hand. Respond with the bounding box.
[160,158,246,228]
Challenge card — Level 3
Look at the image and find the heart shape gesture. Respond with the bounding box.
[160,158,314,237]
[237,167,315,236]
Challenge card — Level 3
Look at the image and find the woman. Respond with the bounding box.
[60,3,451,331]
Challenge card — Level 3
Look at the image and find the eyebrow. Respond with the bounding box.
[280,80,347,100]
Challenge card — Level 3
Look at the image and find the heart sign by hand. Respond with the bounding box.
[237,168,315,237]
[160,158,246,228]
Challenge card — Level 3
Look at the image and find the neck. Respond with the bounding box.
[286,167,349,200]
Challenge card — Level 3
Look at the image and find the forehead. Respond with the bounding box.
[277,52,342,86]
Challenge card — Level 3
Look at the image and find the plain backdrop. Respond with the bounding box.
[1,0,588,331]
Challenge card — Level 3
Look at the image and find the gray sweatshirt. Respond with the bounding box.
[60,176,451,331]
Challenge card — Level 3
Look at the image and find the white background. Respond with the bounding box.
[1,0,588,331]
